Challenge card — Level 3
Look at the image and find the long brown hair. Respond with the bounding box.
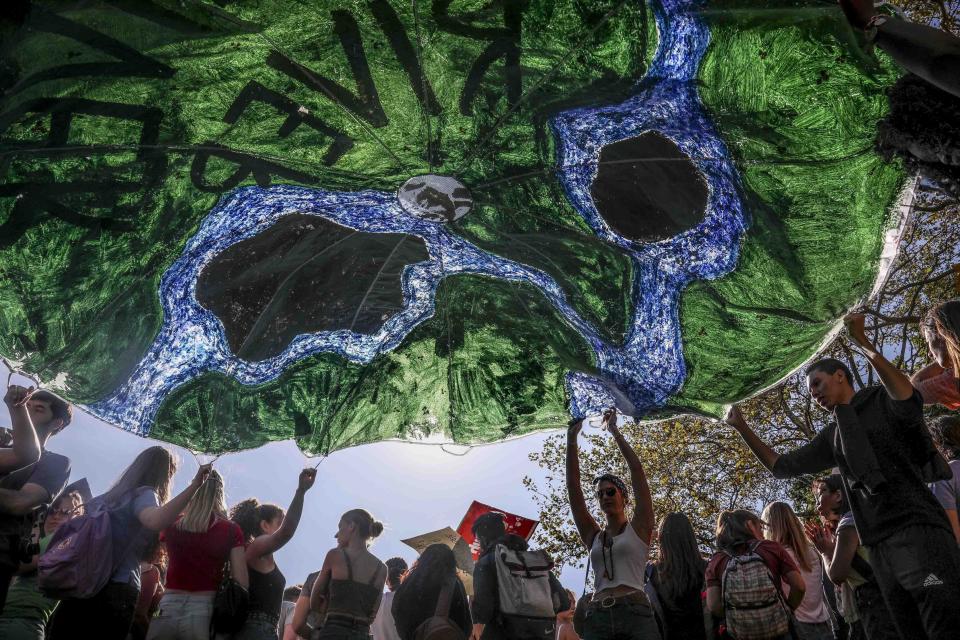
[654,512,706,603]
[715,509,762,554]
[100,446,177,506]
[928,300,960,374]
[762,502,812,572]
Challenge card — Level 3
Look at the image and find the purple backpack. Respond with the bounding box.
[38,502,116,599]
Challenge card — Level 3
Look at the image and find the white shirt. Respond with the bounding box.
[589,524,649,593]
[371,590,401,640]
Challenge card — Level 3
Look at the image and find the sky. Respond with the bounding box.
[3,365,592,593]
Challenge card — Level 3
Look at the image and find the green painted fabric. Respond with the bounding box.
[0,0,903,453]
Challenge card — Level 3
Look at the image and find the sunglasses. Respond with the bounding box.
[596,487,618,499]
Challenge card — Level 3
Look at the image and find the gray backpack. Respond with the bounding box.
[493,544,557,635]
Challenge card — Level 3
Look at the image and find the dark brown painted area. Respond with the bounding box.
[197,214,430,362]
[590,131,709,242]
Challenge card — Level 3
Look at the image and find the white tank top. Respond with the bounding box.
[589,523,649,593]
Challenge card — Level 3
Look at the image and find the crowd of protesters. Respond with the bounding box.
[1,296,957,640]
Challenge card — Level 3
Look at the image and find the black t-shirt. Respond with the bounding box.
[773,387,950,546]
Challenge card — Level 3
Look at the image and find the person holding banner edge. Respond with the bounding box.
[566,407,661,640]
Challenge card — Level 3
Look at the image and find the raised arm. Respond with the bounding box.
[724,405,780,473]
[138,464,211,531]
[845,313,914,401]
[726,405,833,479]
[0,385,41,473]
[565,419,600,550]
[604,409,654,543]
[247,468,316,559]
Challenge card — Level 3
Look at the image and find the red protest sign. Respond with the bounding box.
[456,500,539,561]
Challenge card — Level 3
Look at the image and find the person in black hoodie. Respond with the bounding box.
[724,312,960,640]
[469,512,569,640]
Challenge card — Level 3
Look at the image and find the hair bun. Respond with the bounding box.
[370,520,384,538]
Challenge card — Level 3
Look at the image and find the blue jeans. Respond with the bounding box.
[146,592,214,640]
[230,611,280,640]
[583,601,661,640]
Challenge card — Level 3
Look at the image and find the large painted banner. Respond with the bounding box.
[0,1,904,453]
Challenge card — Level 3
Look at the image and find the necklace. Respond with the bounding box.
[601,530,615,581]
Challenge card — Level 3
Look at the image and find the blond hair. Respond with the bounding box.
[762,502,812,572]
[178,469,228,532]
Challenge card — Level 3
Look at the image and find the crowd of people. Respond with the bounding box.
[0,3,958,640]
[0,303,957,640]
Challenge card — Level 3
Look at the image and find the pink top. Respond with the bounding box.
[783,545,830,624]
[918,368,960,410]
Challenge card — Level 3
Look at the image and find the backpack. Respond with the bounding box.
[720,541,791,640]
[37,502,115,599]
[412,577,467,640]
[493,544,558,638]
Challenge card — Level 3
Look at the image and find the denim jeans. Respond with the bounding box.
[231,611,280,640]
[866,524,960,640]
[146,592,215,640]
[583,600,662,640]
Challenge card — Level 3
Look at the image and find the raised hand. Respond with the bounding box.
[843,312,870,349]
[602,407,619,434]
[298,468,317,492]
[4,384,35,408]
[191,463,213,487]
[724,404,747,430]
[566,417,584,440]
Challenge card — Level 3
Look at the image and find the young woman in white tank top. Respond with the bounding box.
[565,408,662,640]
